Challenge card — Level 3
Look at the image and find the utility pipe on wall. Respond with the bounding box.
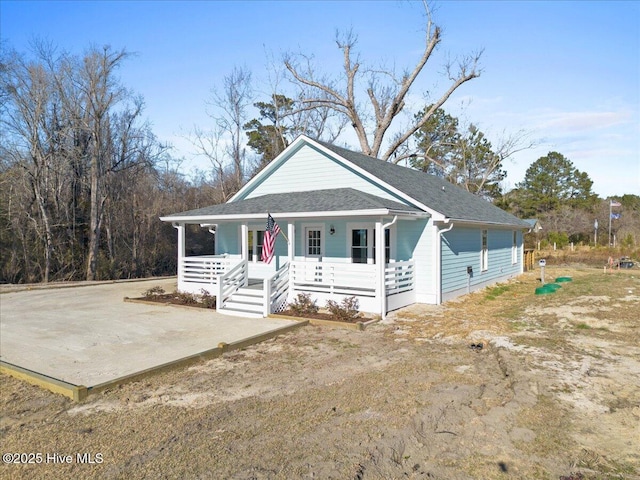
[435,221,454,305]
[380,216,398,319]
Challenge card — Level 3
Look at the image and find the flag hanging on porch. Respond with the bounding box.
[261,214,281,264]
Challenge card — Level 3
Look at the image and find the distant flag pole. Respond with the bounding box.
[609,199,621,246]
[261,214,287,264]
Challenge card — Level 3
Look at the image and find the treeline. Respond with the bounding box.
[2,35,637,284]
[0,45,223,283]
[497,152,640,249]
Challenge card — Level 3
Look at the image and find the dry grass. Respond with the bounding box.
[390,266,639,346]
[389,269,544,341]
[516,394,573,457]
[540,247,640,267]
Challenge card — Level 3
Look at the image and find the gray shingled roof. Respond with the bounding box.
[165,187,422,219]
[165,137,529,228]
[316,140,529,228]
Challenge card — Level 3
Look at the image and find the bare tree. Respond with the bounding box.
[1,42,195,284]
[56,46,157,280]
[189,125,236,203]
[263,53,348,145]
[243,56,348,171]
[1,48,60,281]
[190,67,253,200]
[210,66,253,190]
[284,2,481,160]
[63,46,128,280]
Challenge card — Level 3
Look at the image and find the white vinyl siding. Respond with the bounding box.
[441,227,521,298]
[239,144,409,205]
[396,218,433,302]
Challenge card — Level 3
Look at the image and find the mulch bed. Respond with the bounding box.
[133,294,216,309]
[278,309,368,324]
[131,298,370,324]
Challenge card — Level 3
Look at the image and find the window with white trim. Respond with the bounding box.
[351,228,368,264]
[247,229,265,262]
[512,231,518,264]
[349,224,392,264]
[481,229,488,271]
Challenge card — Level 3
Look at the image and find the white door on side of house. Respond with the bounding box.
[304,226,323,282]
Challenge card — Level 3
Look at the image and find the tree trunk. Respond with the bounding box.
[35,192,53,283]
[86,153,101,280]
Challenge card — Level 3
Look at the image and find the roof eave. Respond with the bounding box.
[160,209,428,224]
[434,217,530,229]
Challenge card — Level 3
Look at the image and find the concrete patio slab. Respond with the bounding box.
[0,279,299,393]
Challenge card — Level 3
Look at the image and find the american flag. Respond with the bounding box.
[610,200,622,207]
[261,214,281,264]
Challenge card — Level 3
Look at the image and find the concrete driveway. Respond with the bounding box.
[0,279,298,388]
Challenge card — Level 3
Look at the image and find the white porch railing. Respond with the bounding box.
[290,261,377,297]
[180,255,231,286]
[385,260,415,294]
[179,256,415,315]
[263,262,290,316]
[385,260,416,311]
[216,259,248,311]
[290,260,415,314]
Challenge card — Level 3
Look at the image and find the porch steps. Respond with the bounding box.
[219,287,264,317]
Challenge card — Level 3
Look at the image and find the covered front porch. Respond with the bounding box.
[175,252,415,317]
[160,188,427,317]
[168,219,415,316]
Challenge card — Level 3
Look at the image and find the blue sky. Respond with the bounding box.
[2,0,639,197]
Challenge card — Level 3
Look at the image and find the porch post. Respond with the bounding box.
[241,222,248,261]
[173,222,186,288]
[287,222,295,302]
[240,222,249,287]
[287,221,295,261]
[375,219,385,317]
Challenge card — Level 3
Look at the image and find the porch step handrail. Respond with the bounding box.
[216,259,248,311]
[263,262,290,316]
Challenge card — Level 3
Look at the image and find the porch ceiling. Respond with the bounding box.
[161,188,426,223]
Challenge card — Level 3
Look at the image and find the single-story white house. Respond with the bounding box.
[160,135,530,317]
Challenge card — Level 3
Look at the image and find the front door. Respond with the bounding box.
[304,226,323,282]
[304,227,323,261]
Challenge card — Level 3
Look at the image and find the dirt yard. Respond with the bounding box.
[1,267,639,479]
